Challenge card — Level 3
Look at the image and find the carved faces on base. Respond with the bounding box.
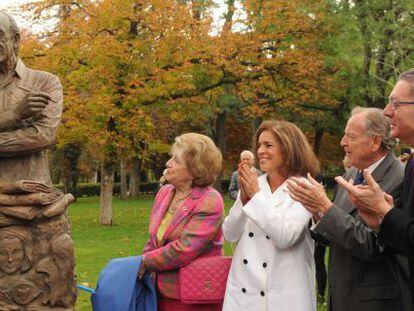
[0,237,24,274]
[0,223,76,309]
[0,227,32,275]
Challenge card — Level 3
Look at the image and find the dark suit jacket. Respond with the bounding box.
[313,153,412,311]
[379,156,414,304]
[228,171,239,200]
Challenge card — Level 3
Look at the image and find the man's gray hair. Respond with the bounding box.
[240,150,254,159]
[351,106,396,151]
[398,68,414,96]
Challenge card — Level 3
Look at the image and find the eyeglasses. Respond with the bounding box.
[387,100,414,110]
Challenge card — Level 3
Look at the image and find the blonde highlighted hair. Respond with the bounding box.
[173,133,222,187]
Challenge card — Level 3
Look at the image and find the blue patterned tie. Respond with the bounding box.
[354,170,365,185]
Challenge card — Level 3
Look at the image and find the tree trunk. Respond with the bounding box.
[313,128,325,156]
[100,162,114,226]
[222,0,235,34]
[120,159,129,200]
[93,169,99,183]
[356,5,374,107]
[129,157,141,197]
[213,111,227,192]
[253,117,263,131]
[62,144,80,196]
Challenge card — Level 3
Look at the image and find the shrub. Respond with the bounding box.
[55,180,241,197]
[55,182,160,197]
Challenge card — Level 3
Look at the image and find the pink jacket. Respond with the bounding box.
[142,184,224,299]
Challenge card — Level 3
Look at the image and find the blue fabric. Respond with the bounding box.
[91,256,157,311]
[77,284,96,294]
[354,170,365,185]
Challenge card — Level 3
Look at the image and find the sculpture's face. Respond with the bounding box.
[0,236,25,274]
[0,13,16,65]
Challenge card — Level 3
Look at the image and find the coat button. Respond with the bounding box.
[249,232,254,237]
[260,291,265,296]
[266,235,270,239]
[263,262,267,268]
[243,259,248,264]
[242,288,246,293]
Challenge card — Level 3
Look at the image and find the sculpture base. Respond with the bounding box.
[0,212,76,310]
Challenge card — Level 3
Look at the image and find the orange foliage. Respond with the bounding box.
[19,0,342,170]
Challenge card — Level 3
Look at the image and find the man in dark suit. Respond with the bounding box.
[287,107,412,311]
[336,69,414,306]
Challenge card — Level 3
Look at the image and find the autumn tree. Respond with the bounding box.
[21,0,223,224]
[19,0,344,224]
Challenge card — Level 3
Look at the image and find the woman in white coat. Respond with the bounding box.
[223,120,319,311]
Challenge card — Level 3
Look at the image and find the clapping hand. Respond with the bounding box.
[238,161,259,205]
[335,170,393,231]
[287,173,332,219]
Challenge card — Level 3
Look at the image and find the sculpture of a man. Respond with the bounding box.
[0,10,62,183]
[0,11,76,310]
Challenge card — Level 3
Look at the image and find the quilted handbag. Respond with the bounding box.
[178,256,232,304]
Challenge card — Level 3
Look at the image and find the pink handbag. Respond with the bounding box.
[178,256,232,304]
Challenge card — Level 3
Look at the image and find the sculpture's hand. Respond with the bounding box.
[13,92,52,121]
[42,194,75,218]
[0,303,21,311]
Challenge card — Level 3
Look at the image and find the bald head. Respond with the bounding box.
[0,11,20,72]
[0,11,20,37]
[240,150,255,168]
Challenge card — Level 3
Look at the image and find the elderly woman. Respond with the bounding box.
[140,133,224,311]
[222,120,319,311]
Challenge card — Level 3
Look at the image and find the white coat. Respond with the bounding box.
[222,174,316,311]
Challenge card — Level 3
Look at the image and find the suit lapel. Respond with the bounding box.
[403,158,414,217]
[370,153,396,184]
[159,186,206,246]
[341,153,396,214]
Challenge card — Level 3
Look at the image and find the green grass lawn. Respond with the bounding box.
[70,196,327,311]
